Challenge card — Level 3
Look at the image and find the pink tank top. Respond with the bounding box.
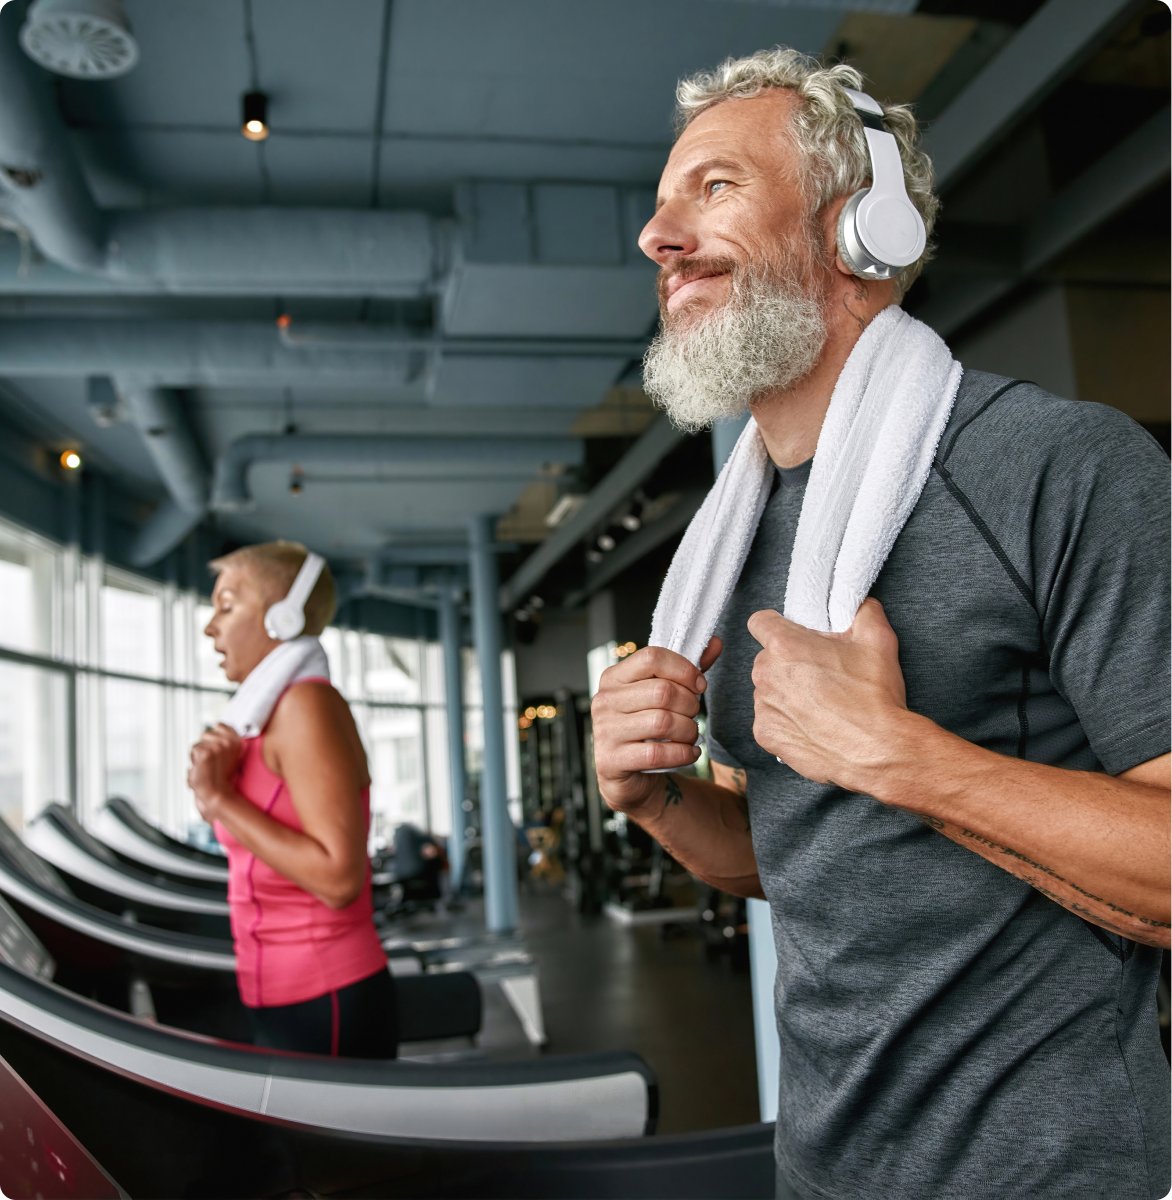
[213,681,387,1008]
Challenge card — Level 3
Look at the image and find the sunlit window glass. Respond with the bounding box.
[362,634,422,703]
[102,572,163,678]
[103,677,165,814]
[0,660,70,830]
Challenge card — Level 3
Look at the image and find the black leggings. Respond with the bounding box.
[248,968,398,1059]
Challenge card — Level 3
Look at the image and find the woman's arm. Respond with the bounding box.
[189,683,371,909]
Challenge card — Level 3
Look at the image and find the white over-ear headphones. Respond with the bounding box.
[264,552,325,641]
[836,87,926,281]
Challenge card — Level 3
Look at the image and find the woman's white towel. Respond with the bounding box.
[218,636,331,738]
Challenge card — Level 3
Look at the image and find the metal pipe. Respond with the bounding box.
[0,28,106,272]
[0,320,421,385]
[468,513,519,935]
[212,433,581,510]
[119,385,207,512]
[437,587,468,895]
[0,32,447,293]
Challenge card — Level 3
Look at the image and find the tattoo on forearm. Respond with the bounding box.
[915,820,1172,935]
[664,775,683,808]
[731,768,747,795]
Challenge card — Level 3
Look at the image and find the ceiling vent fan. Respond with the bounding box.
[20,0,139,80]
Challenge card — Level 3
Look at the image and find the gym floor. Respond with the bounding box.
[393,883,761,1134]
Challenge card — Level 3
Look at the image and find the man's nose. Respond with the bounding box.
[637,200,698,264]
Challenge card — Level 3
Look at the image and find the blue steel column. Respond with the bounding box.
[437,584,468,894]
[467,514,519,934]
[712,415,780,1122]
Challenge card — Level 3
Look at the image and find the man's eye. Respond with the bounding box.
[705,179,731,196]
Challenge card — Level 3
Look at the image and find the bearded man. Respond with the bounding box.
[591,48,1170,1200]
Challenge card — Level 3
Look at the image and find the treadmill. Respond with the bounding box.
[24,802,232,936]
[0,819,478,1045]
[92,796,229,884]
[0,895,764,1200]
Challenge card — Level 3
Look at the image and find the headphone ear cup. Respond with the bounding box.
[836,189,871,277]
[264,601,305,642]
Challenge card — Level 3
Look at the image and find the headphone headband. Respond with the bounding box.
[836,87,926,281]
[264,551,325,641]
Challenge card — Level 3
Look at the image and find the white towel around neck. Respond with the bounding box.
[648,305,962,664]
[218,636,331,738]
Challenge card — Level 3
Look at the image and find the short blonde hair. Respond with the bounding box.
[675,46,938,298]
[209,541,336,637]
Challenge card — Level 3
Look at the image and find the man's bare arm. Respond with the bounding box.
[748,601,1170,950]
[629,762,763,898]
[877,728,1170,948]
[590,638,762,898]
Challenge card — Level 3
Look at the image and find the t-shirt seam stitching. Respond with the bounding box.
[1113,966,1156,1195]
[931,458,1038,615]
[1095,714,1171,768]
[940,377,1029,464]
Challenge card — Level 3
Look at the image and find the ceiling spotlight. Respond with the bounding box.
[620,509,642,532]
[528,595,545,611]
[58,448,82,471]
[241,91,270,141]
[513,608,531,622]
[596,532,616,552]
[586,548,603,565]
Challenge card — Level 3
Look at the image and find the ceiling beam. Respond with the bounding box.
[563,488,708,609]
[498,415,684,611]
[918,104,1170,337]
[924,0,1140,191]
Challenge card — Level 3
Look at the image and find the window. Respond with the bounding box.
[0,510,531,849]
[102,569,164,678]
[0,659,70,831]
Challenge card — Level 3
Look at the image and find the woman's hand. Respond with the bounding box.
[188,723,244,822]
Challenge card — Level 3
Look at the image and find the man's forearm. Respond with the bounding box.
[627,774,764,899]
[865,713,1171,948]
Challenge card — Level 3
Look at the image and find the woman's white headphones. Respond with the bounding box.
[264,552,325,641]
[836,87,926,281]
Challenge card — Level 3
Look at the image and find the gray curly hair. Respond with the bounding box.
[675,47,938,298]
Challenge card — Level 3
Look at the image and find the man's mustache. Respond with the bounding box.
[656,255,742,310]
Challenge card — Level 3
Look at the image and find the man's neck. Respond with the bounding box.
[752,293,895,468]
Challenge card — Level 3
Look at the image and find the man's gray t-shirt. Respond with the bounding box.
[705,371,1170,1200]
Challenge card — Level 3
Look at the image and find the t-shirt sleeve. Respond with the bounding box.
[1027,404,1170,773]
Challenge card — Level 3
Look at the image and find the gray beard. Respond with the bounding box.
[641,270,828,433]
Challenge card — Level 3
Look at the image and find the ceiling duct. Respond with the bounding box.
[212,434,584,511]
[0,320,424,386]
[116,383,208,565]
[0,31,446,292]
[19,0,139,80]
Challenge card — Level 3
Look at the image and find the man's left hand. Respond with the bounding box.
[747,598,909,788]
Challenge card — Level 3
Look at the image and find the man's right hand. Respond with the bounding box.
[591,636,723,815]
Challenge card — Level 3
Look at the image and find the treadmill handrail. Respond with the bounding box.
[24,816,230,915]
[0,854,237,971]
[93,807,228,883]
[0,961,656,1141]
[105,796,228,866]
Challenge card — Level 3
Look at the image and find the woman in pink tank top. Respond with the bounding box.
[186,542,396,1059]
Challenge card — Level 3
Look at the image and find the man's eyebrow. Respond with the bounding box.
[655,157,748,210]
